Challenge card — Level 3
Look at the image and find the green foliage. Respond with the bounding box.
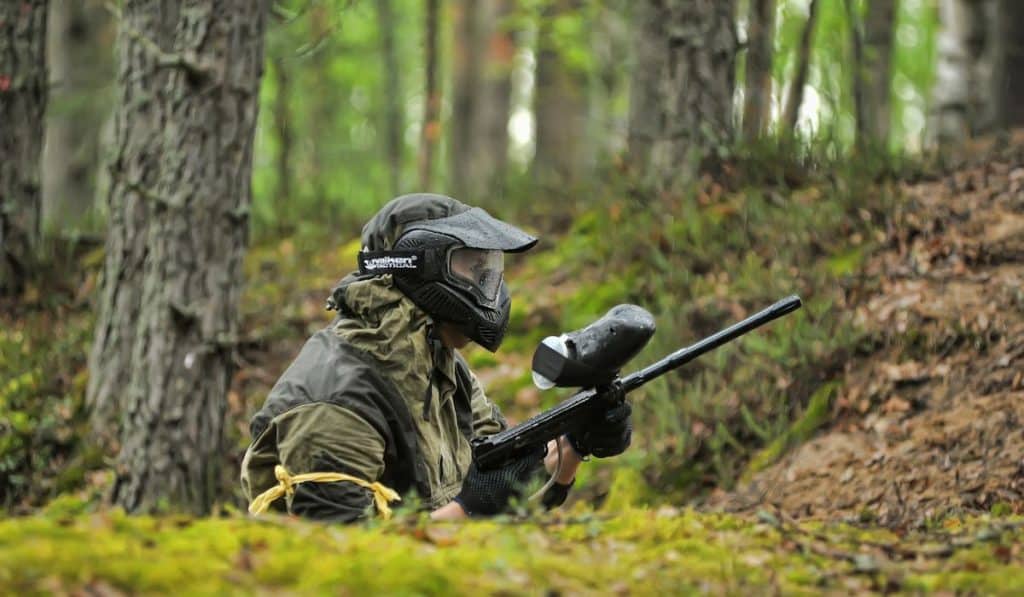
[252,0,427,238]
[0,306,99,511]
[766,0,938,153]
[743,382,837,477]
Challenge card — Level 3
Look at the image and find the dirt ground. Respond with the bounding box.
[714,138,1024,528]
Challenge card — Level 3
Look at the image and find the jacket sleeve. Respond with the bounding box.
[274,402,387,523]
[465,366,508,437]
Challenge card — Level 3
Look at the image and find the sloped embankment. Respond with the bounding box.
[718,140,1024,526]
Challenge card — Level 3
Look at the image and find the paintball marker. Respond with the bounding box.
[471,295,803,470]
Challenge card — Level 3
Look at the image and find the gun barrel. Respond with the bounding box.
[621,295,802,392]
[471,295,802,470]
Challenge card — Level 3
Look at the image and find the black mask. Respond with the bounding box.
[353,199,537,352]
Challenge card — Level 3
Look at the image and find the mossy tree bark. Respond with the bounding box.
[627,0,737,191]
[533,0,588,189]
[0,0,48,296]
[92,0,267,514]
[450,0,515,203]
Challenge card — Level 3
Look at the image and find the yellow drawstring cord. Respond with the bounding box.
[248,465,401,519]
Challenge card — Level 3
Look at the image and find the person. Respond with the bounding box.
[240,194,632,522]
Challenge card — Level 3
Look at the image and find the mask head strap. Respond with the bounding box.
[357,250,425,276]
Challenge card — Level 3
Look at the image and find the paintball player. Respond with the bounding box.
[241,194,632,522]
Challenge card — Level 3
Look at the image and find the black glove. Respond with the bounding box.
[454,444,545,516]
[567,400,633,458]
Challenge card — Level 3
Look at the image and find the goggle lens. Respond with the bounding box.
[449,248,504,300]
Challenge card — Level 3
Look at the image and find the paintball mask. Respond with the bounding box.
[356,200,537,351]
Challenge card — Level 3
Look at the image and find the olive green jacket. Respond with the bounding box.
[240,275,506,521]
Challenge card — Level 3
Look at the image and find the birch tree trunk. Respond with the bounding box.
[88,0,178,436]
[627,0,737,190]
[533,0,588,188]
[861,0,898,149]
[450,0,514,202]
[91,0,267,514]
[0,0,48,296]
[742,0,775,141]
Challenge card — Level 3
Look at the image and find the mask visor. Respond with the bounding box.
[449,248,504,301]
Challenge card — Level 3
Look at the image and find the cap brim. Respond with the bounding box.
[404,207,538,253]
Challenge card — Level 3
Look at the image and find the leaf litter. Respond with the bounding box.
[715,139,1024,530]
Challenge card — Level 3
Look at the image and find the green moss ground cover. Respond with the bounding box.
[4,502,1024,595]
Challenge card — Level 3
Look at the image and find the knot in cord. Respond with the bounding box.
[249,465,401,519]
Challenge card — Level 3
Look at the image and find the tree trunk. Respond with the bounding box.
[272,57,293,203]
[627,0,737,190]
[450,0,514,203]
[42,1,112,232]
[587,1,632,162]
[860,0,898,149]
[930,0,999,144]
[993,0,1024,128]
[377,0,404,197]
[92,0,267,514]
[533,0,588,188]
[783,0,819,133]
[419,0,441,190]
[88,0,179,436]
[308,26,332,220]
[845,0,867,148]
[742,0,775,141]
[0,0,48,296]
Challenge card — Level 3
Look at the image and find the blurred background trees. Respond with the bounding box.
[0,1,49,296]
[7,0,1024,512]
[10,0,981,246]
[930,0,1024,143]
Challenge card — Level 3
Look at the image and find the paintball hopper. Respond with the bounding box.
[532,304,656,390]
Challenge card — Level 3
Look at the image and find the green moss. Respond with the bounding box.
[992,503,1014,517]
[465,351,500,370]
[4,507,1021,594]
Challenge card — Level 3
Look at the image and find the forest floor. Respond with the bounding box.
[4,139,1024,594]
[714,136,1024,529]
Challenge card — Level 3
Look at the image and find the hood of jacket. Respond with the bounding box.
[331,273,457,395]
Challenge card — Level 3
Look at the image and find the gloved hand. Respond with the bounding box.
[567,400,633,458]
[454,444,545,516]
